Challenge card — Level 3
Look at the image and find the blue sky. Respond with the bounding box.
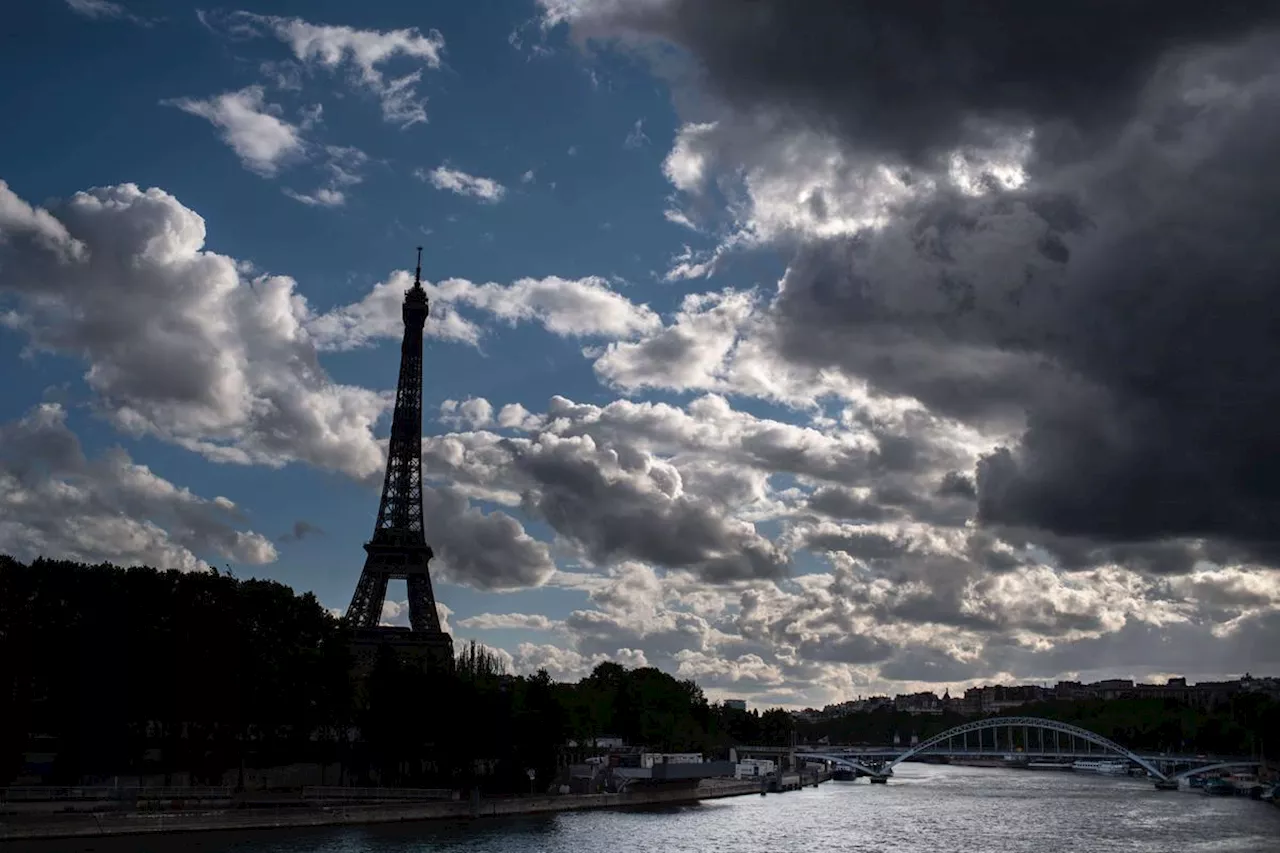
[3,0,1277,706]
[0,0,781,680]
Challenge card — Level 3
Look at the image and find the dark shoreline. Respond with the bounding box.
[0,780,766,842]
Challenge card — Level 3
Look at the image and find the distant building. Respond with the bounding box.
[894,691,944,715]
[788,673,1277,725]
[724,699,747,711]
[1054,680,1089,700]
[962,684,1049,713]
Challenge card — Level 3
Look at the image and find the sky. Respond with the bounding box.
[2,0,1280,709]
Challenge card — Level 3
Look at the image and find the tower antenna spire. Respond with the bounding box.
[414,246,423,288]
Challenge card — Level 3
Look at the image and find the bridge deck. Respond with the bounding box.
[803,749,1249,764]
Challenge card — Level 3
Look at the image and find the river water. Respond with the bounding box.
[24,765,1280,853]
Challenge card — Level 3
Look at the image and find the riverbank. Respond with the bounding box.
[0,779,767,841]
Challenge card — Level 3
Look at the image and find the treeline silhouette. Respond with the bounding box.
[0,557,793,792]
[795,699,1279,758]
[6,558,1269,792]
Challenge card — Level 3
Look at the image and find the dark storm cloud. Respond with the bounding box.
[796,634,894,666]
[423,486,556,590]
[770,35,1280,556]
[983,611,1280,681]
[563,0,1280,561]
[515,437,788,582]
[879,647,981,683]
[580,0,1280,166]
[807,486,898,523]
[937,472,976,501]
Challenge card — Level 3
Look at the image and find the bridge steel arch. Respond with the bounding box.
[889,716,1169,780]
[1172,761,1261,782]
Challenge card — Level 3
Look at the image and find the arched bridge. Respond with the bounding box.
[800,716,1260,784]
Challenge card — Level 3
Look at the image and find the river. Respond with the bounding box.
[16,765,1280,853]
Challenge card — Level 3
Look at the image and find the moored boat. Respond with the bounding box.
[1071,759,1129,776]
[1203,777,1235,796]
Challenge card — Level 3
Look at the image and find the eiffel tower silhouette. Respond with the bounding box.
[345,248,453,670]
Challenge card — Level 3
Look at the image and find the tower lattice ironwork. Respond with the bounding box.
[345,249,450,648]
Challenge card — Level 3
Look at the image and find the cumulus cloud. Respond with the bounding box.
[458,612,562,631]
[164,86,304,176]
[225,12,446,127]
[420,390,986,594]
[0,180,391,478]
[0,179,559,594]
[413,381,1279,701]
[310,271,660,350]
[543,1,1280,574]
[0,403,275,571]
[0,178,394,473]
[424,486,556,590]
[418,166,507,203]
[22,0,1280,702]
[423,408,793,583]
[306,271,483,349]
[440,398,494,429]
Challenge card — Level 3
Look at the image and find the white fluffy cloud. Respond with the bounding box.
[309,271,660,350]
[416,386,1280,702]
[458,612,562,631]
[0,180,390,479]
[0,403,275,572]
[418,166,507,202]
[230,12,446,127]
[0,179,558,594]
[164,86,305,177]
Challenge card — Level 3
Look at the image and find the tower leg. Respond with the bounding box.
[407,574,442,633]
[346,570,389,628]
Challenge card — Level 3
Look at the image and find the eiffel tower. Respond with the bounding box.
[345,248,453,671]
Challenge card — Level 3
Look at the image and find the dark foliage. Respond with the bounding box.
[14,557,1261,791]
[795,698,1280,757]
[0,557,780,792]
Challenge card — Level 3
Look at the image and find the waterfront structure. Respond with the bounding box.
[1071,759,1129,776]
[736,758,776,779]
[800,716,1263,787]
[344,249,453,671]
